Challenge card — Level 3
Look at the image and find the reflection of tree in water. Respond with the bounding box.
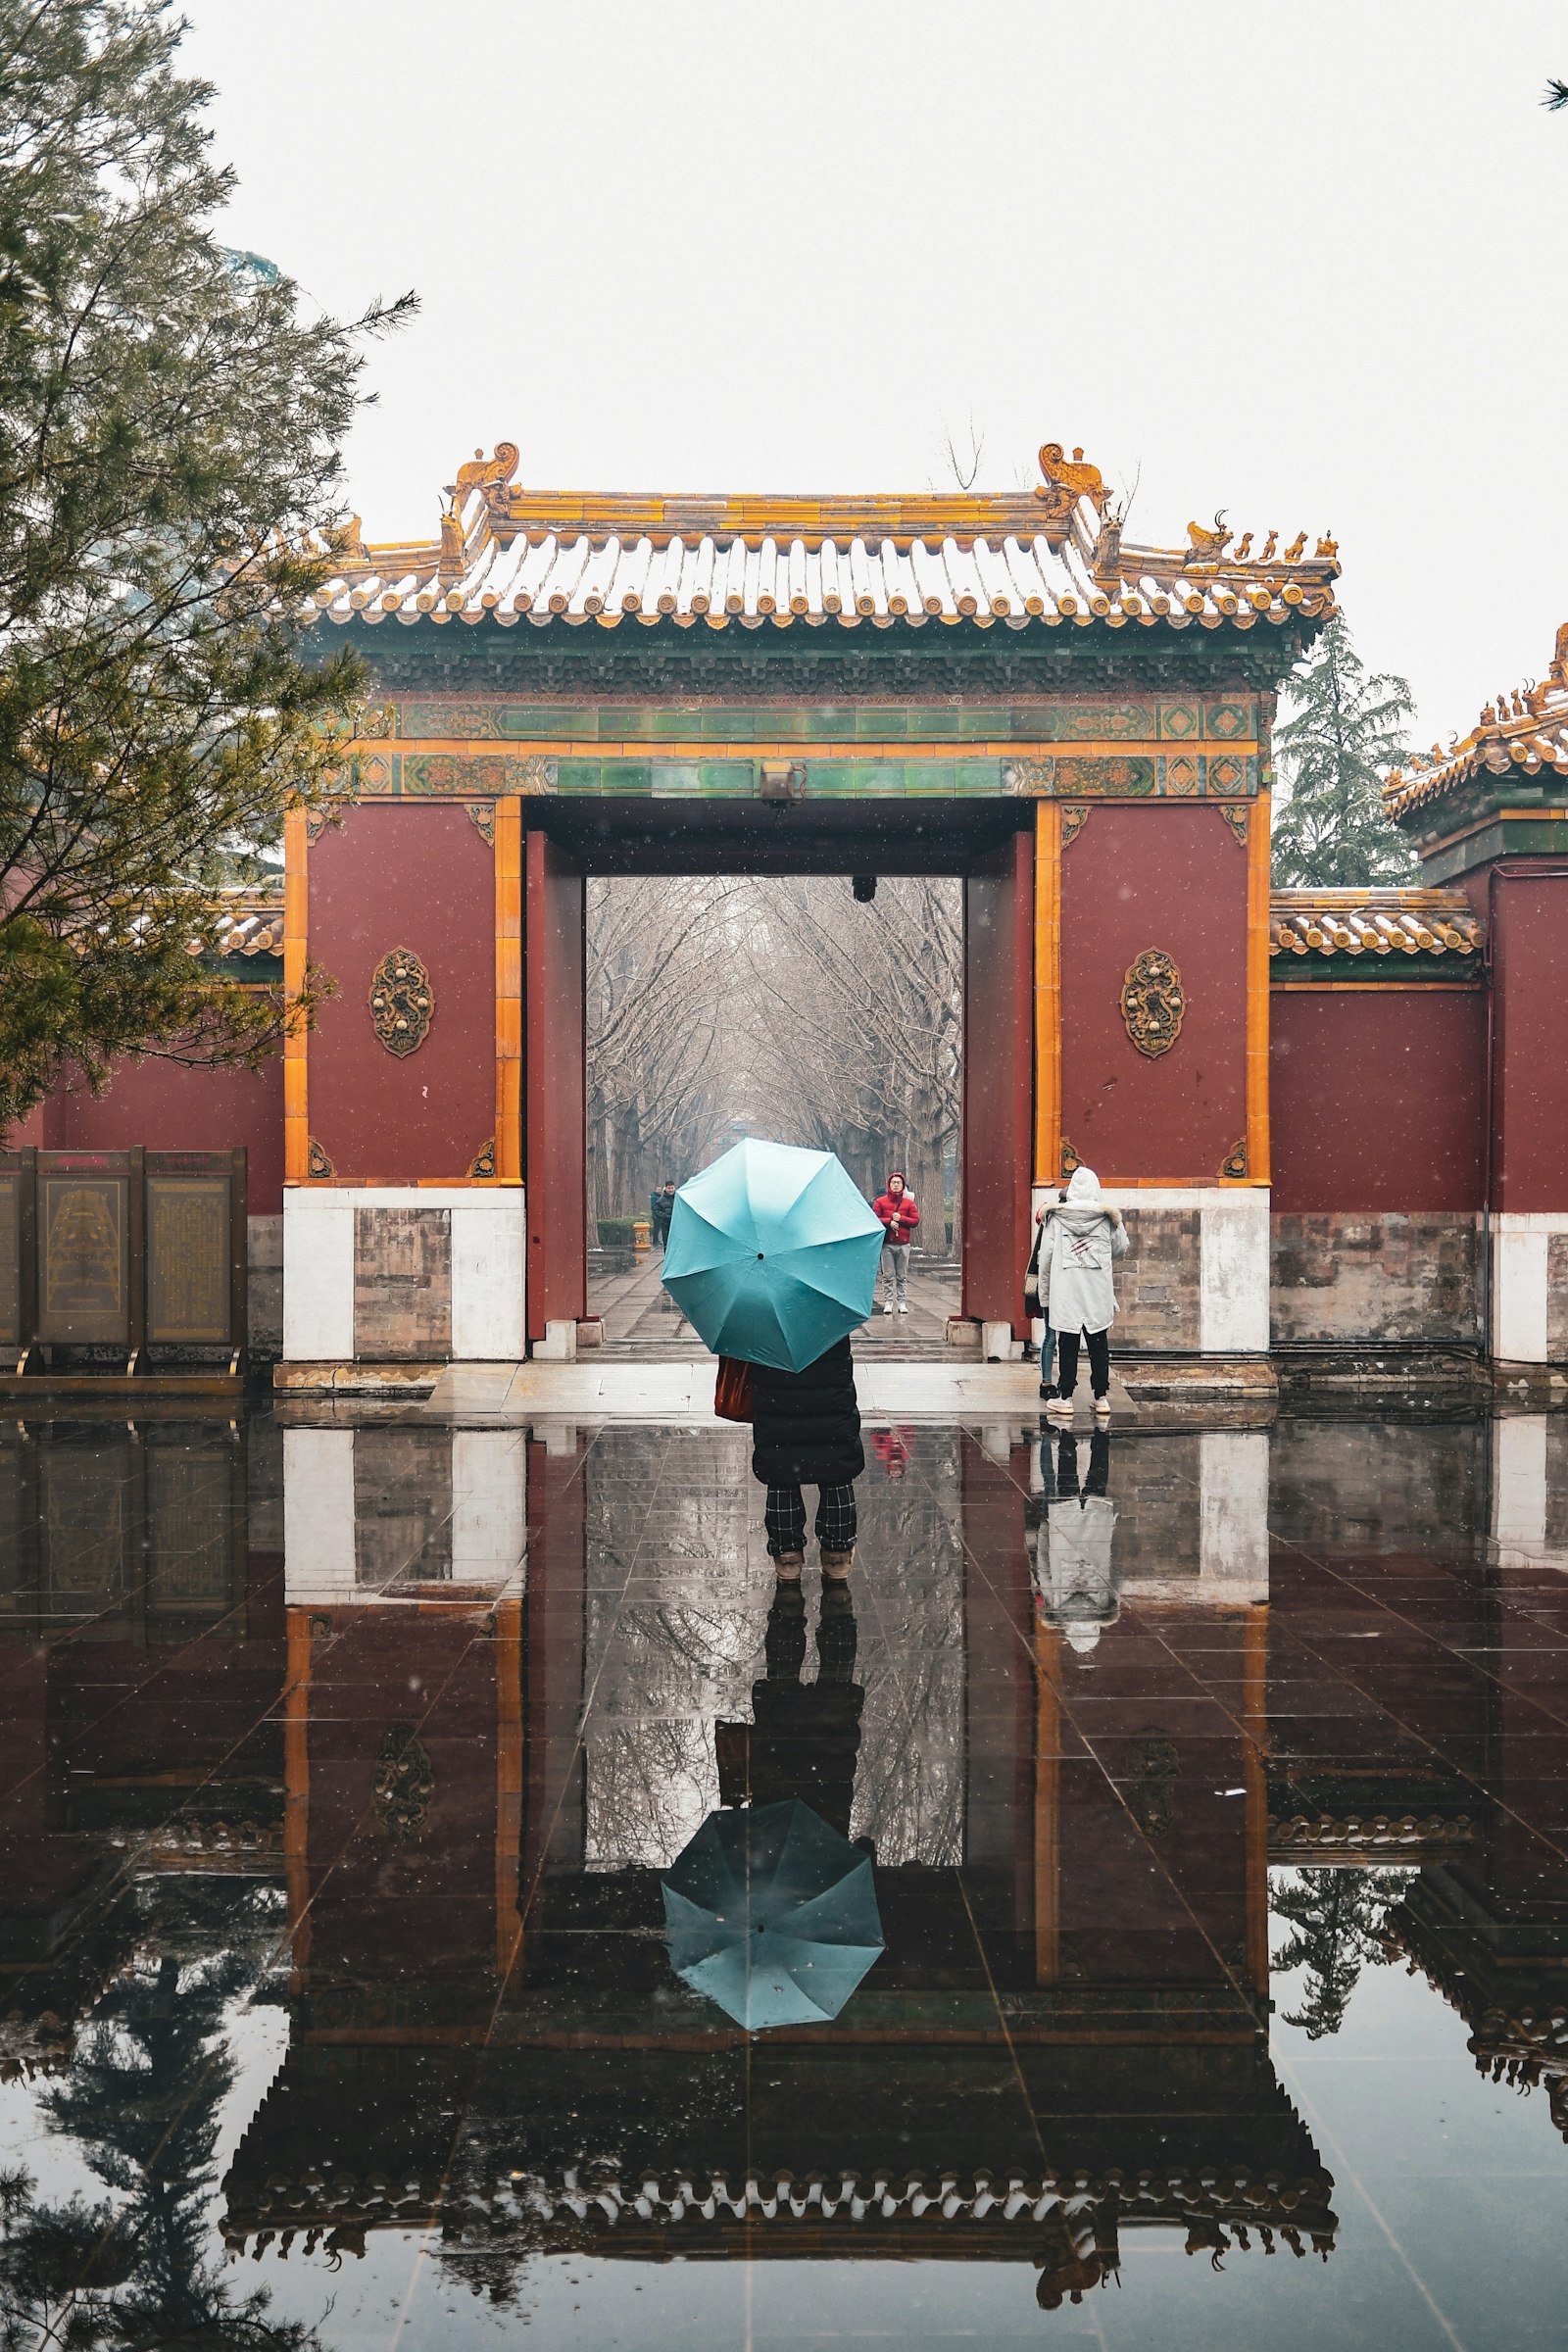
[1271,1867,1410,2038]
[1,1883,320,2352]
[583,1433,761,1867]
[850,1435,965,1867]
[579,1429,967,1869]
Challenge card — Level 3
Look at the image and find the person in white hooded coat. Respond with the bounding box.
[1031,1164,1127,1423]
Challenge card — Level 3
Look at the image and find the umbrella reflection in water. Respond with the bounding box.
[662,1796,884,2033]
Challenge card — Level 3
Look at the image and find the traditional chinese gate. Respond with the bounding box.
[277,440,1333,1371]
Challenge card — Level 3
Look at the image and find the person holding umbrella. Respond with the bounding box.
[751,1335,864,1583]
[660,1138,882,1587]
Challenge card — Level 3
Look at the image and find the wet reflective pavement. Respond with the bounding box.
[3,1409,1567,2349]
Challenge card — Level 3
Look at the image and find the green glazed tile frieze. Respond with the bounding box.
[347,748,1262,800]
[381,695,1259,749]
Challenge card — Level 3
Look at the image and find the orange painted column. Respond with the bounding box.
[494,798,522,1183]
[1246,794,1273,1186]
[282,806,309,1185]
[1033,802,1062,1187]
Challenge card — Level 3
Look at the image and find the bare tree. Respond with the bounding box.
[586,876,750,1222]
[738,877,962,1253]
[586,875,963,1252]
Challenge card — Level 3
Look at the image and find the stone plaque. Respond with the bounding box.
[147,1175,231,1345]
[353,1206,452,1360]
[0,1174,19,1348]
[38,1174,127,1344]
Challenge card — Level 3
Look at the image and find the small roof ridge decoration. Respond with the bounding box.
[1269,887,1482,961]
[297,438,1341,636]
[1385,624,1568,822]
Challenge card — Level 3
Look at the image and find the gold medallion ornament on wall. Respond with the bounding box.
[1059,804,1092,848]
[372,1724,435,1839]
[465,801,496,844]
[307,1137,335,1178]
[1121,949,1186,1059]
[1059,1136,1082,1180]
[369,948,434,1055]
[468,1137,497,1179]
[1220,1139,1250,1180]
[1219,804,1250,845]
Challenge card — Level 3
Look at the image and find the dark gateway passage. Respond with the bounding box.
[2,1403,1567,2348]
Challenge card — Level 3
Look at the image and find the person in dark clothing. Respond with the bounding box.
[715,1581,864,1840]
[649,1180,676,1249]
[751,1333,863,1581]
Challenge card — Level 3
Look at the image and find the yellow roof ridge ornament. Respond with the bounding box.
[1385,620,1568,819]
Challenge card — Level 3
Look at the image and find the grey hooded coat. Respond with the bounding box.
[1032,1165,1128,1336]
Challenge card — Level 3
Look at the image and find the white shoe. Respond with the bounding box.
[882,1300,894,1315]
[1093,1397,1111,1424]
[1047,1396,1074,1425]
[897,1302,908,1314]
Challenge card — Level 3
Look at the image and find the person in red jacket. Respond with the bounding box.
[871,1170,920,1315]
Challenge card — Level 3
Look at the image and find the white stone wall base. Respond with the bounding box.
[1030,1186,1270,1354]
[282,1186,525,1362]
[1490,1212,1568,1363]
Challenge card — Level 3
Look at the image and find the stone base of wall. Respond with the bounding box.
[1494,1213,1568,1363]
[1270,1212,1481,1346]
[247,1215,282,1356]
[1031,1188,1269,1354]
[282,1187,525,1362]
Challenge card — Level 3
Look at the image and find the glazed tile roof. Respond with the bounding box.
[213,893,284,957]
[1384,626,1568,821]
[299,440,1340,638]
[1269,889,1482,963]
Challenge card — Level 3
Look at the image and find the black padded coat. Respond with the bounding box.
[750,1337,864,1487]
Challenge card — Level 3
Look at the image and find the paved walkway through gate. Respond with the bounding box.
[587,1250,976,1362]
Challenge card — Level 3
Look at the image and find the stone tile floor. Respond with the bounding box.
[2,1406,1567,2349]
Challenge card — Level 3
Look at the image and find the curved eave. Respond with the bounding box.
[1386,738,1568,824]
[303,595,1334,638]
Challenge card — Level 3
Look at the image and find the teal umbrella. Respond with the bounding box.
[661,1138,883,1373]
[662,1798,883,2032]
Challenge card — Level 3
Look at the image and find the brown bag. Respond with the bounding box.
[714,1355,754,1423]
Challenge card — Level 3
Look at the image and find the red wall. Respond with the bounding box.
[962,831,1033,1327]
[1059,804,1247,1180]
[1490,868,1568,1212]
[44,1056,283,1213]
[309,806,495,1183]
[1270,990,1486,1213]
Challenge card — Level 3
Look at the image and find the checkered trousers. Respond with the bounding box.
[764,1482,858,1556]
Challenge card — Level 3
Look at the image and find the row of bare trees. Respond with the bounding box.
[586,875,963,1250]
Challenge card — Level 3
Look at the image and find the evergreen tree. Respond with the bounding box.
[1271,1865,1407,2038]
[1271,618,1418,887]
[3,1884,316,2352]
[0,0,413,1130]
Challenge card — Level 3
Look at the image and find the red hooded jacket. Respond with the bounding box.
[873,1189,920,1247]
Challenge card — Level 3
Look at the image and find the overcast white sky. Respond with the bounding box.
[181,1,1567,744]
